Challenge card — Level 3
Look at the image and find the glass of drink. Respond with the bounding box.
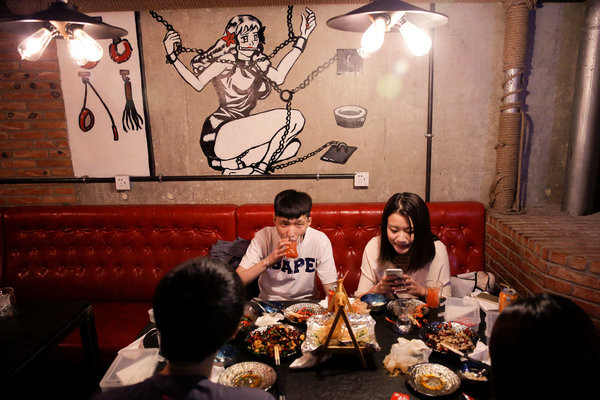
[394,306,411,334]
[425,280,443,308]
[285,238,298,258]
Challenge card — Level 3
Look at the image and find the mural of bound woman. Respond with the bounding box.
[162,8,317,175]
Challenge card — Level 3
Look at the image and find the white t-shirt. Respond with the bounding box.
[239,226,338,301]
[354,236,451,298]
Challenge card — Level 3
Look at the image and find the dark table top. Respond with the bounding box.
[142,301,491,400]
[246,303,490,400]
[0,299,94,385]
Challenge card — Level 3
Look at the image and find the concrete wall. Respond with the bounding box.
[0,2,586,206]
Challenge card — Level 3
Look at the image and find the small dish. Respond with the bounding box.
[214,343,239,367]
[360,293,387,312]
[458,359,490,384]
[218,361,276,390]
[284,302,325,324]
[406,363,461,397]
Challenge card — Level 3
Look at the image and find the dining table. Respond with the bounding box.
[136,298,491,400]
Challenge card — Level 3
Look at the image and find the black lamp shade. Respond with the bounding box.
[0,1,127,39]
[326,0,448,32]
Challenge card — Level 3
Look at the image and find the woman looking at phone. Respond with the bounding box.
[354,192,451,299]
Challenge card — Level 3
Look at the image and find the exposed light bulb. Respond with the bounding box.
[18,28,54,61]
[360,18,386,55]
[68,28,103,66]
[399,20,432,56]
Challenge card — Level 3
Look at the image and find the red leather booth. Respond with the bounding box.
[0,201,485,366]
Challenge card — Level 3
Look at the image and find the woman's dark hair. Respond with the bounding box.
[153,257,245,363]
[379,192,436,273]
[191,14,266,75]
[274,189,312,219]
[489,293,600,399]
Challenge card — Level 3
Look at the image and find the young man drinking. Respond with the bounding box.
[237,189,337,300]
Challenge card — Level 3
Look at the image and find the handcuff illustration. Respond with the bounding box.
[109,37,133,64]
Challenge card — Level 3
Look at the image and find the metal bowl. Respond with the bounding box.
[360,293,387,312]
[458,359,490,385]
[218,361,276,390]
[406,363,461,397]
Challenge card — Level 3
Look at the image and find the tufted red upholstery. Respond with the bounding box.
[1,204,237,364]
[0,201,484,365]
[236,201,485,297]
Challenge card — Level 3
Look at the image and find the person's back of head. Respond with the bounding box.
[274,189,312,219]
[153,257,245,364]
[489,292,600,399]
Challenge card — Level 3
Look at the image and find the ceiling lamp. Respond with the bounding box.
[0,0,127,65]
[327,0,448,57]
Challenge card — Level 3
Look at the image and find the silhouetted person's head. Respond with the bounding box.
[153,257,245,363]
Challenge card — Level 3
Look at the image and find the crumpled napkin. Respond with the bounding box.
[468,341,491,365]
[383,338,432,374]
[254,312,284,326]
[289,352,331,368]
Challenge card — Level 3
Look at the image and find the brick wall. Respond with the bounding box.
[0,31,77,206]
[485,207,600,329]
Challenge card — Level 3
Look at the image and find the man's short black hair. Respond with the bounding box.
[274,189,312,219]
[153,257,245,363]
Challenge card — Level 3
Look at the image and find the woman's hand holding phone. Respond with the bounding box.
[380,268,406,295]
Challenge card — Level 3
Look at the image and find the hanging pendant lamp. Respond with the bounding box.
[0,0,127,64]
[326,0,448,32]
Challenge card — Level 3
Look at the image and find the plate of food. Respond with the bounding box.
[283,302,326,324]
[406,363,461,397]
[422,321,478,354]
[218,361,276,390]
[245,324,305,358]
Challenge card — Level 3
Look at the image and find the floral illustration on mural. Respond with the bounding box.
[162,9,317,175]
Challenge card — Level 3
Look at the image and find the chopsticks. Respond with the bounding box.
[274,345,286,400]
[439,342,489,368]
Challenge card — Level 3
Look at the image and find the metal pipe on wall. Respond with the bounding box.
[488,0,536,212]
[425,3,436,202]
[0,173,355,185]
[561,0,600,216]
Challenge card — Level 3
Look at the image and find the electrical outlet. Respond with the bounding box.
[354,172,369,188]
[115,175,130,191]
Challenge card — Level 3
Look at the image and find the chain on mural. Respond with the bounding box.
[149,6,344,172]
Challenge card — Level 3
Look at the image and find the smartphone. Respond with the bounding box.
[384,268,404,278]
[385,268,406,292]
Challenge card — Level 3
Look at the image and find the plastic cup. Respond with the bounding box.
[0,287,16,319]
[394,306,411,334]
[285,238,298,258]
[425,280,443,308]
